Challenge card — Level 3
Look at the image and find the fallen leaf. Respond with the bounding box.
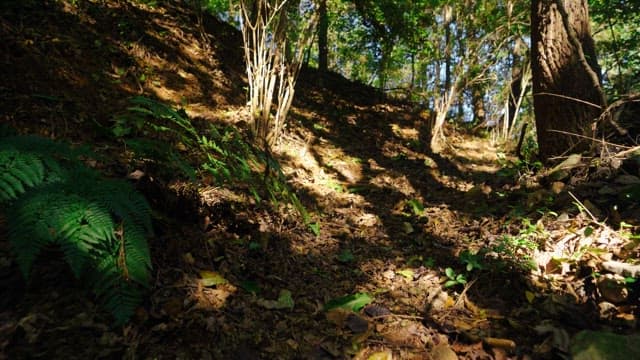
[525,291,536,304]
[199,270,228,287]
[366,350,393,360]
[402,222,414,234]
[345,313,369,333]
[397,269,414,280]
[430,343,457,360]
[326,308,351,327]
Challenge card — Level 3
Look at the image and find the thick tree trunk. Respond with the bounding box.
[531,0,604,161]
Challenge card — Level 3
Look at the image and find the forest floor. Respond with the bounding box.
[2,1,640,359]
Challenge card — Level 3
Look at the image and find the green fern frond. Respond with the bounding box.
[7,191,65,276]
[123,138,197,180]
[129,96,198,139]
[91,179,153,234]
[0,150,43,201]
[1,135,153,324]
[90,255,143,325]
[57,200,116,277]
[121,221,152,285]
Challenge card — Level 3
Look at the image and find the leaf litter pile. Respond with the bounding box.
[2,1,640,359]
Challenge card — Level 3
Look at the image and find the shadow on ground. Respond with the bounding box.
[0,1,569,358]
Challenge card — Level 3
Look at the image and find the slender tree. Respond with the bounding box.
[238,0,317,148]
[531,0,605,160]
[318,0,328,73]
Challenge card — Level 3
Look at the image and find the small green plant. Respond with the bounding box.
[493,234,538,271]
[444,267,467,288]
[496,152,542,179]
[406,198,425,217]
[0,134,152,324]
[407,255,434,267]
[459,250,484,272]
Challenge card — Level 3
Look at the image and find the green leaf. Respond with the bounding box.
[584,226,594,237]
[397,269,414,279]
[445,267,455,278]
[406,198,424,215]
[277,289,294,309]
[200,270,228,287]
[309,222,320,236]
[444,280,458,288]
[323,292,373,312]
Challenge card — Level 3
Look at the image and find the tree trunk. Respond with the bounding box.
[509,38,526,128]
[531,0,604,161]
[318,0,328,73]
[471,85,485,125]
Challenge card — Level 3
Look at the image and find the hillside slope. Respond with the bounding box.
[2,1,639,359]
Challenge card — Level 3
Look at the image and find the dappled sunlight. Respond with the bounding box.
[4,0,640,359]
[390,123,420,142]
[445,135,504,174]
[369,173,416,197]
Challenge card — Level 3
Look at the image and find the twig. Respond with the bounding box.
[547,129,631,149]
[370,314,425,321]
[568,191,601,225]
[534,92,601,109]
[614,145,640,158]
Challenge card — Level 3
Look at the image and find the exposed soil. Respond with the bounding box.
[2,1,640,359]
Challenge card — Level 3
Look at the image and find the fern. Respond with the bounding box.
[0,134,152,324]
[120,96,314,228]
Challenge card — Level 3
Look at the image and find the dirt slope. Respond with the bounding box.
[2,1,639,359]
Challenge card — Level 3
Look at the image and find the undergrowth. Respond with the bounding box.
[113,96,317,233]
[0,130,152,324]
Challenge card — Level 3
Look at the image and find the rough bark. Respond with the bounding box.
[531,0,604,161]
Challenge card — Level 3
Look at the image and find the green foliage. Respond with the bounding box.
[496,152,542,179]
[590,0,640,94]
[116,96,315,230]
[406,198,425,216]
[459,250,484,272]
[0,133,152,325]
[491,218,542,271]
[444,267,467,288]
[323,292,373,312]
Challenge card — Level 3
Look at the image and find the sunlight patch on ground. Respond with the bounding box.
[447,136,503,174]
[369,173,416,197]
[278,131,369,208]
[390,123,419,141]
[186,104,248,123]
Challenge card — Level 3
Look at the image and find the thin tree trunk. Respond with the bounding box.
[318,0,328,73]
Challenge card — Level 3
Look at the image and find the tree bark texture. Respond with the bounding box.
[531,0,603,160]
